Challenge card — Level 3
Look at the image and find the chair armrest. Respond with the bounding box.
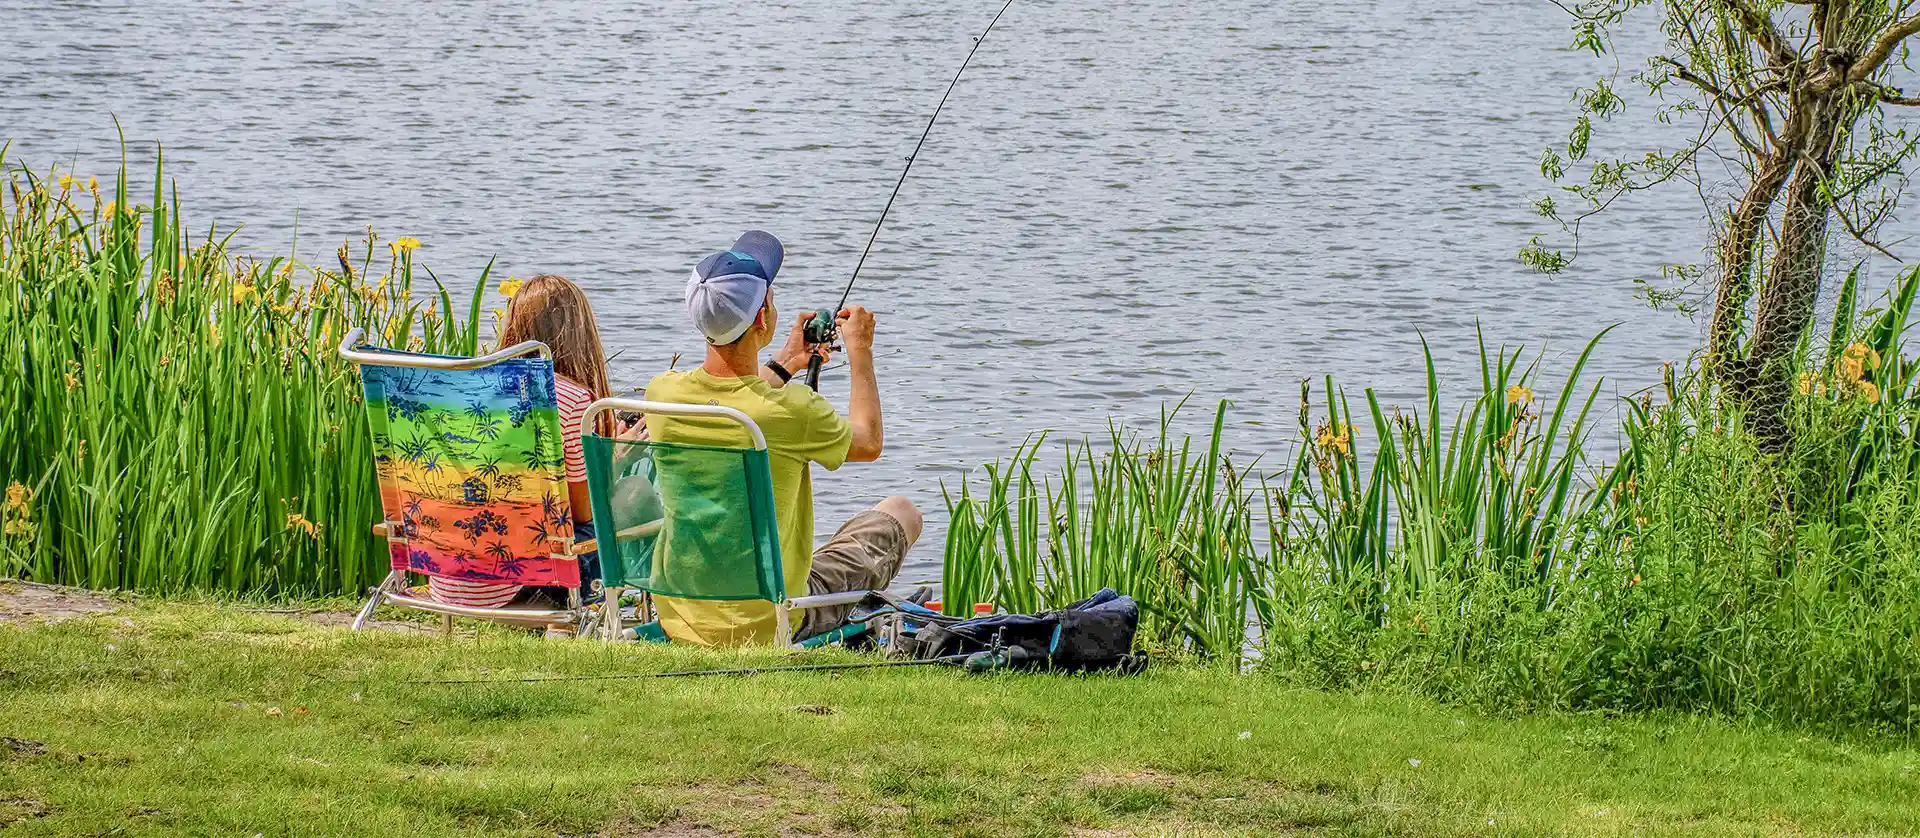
[613,520,664,540]
[786,590,873,610]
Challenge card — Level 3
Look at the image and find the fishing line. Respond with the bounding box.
[805,0,1018,387]
[836,0,1018,313]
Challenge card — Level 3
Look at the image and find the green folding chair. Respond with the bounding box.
[578,398,875,646]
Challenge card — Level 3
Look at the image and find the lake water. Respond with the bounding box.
[6,0,1916,580]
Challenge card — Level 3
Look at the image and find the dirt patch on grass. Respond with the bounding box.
[0,579,431,634]
[0,581,119,625]
[292,609,430,633]
[611,763,880,838]
[1069,768,1373,836]
[0,795,50,827]
[611,825,735,838]
[1080,767,1187,789]
[1,737,48,760]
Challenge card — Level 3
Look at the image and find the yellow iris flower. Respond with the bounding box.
[4,482,29,511]
[1315,423,1351,457]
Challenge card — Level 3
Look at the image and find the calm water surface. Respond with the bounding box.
[6,0,1915,578]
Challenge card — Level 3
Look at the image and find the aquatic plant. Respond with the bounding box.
[0,147,487,594]
[941,401,1261,664]
[944,280,1920,734]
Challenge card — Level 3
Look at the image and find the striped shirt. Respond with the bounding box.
[427,374,595,608]
[556,375,593,483]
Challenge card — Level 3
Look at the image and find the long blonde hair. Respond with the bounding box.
[500,274,611,401]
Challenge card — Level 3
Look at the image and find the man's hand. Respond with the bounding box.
[772,310,833,379]
[615,413,649,443]
[837,305,876,354]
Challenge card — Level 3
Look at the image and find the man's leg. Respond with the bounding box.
[798,496,922,638]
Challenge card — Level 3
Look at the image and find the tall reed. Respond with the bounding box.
[943,282,1920,735]
[941,401,1260,663]
[0,149,485,595]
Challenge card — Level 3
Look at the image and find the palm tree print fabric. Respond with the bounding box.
[359,353,578,588]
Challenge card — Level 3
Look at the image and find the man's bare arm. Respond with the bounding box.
[839,306,883,462]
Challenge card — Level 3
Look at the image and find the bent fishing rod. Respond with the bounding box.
[804,0,1018,389]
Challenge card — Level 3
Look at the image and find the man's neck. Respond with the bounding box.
[702,343,760,379]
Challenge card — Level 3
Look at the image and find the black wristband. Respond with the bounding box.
[764,358,793,383]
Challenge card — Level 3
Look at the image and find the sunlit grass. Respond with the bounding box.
[3,599,1917,836]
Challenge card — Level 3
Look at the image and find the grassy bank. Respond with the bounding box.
[944,276,1920,736]
[0,151,485,595]
[6,147,1917,746]
[2,590,1917,837]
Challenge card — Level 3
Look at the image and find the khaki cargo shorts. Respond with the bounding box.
[798,505,911,637]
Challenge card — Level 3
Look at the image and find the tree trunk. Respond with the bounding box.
[1707,152,1796,382]
[1740,104,1843,451]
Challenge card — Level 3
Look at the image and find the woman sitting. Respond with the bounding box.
[427,274,612,609]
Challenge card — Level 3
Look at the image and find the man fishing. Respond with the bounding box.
[643,230,923,646]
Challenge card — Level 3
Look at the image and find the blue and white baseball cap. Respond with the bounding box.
[685,230,784,345]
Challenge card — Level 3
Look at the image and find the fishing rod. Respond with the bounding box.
[804,0,1018,389]
[409,648,1032,685]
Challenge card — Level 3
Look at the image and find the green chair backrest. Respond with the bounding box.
[580,401,784,604]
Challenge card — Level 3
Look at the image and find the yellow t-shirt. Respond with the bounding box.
[642,368,852,645]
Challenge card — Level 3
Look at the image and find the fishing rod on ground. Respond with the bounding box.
[409,646,1033,685]
[803,0,1018,390]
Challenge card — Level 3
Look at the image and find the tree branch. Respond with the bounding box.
[1861,81,1920,106]
[1657,55,1740,101]
[1720,0,1799,67]
[1655,55,1786,148]
[1832,198,1902,260]
[1850,12,1920,83]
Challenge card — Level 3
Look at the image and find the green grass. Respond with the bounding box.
[2,596,1919,837]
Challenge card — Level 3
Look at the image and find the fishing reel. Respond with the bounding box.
[802,307,839,389]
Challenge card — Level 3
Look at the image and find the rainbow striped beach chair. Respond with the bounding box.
[338,328,597,634]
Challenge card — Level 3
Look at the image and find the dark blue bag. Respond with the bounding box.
[903,588,1145,672]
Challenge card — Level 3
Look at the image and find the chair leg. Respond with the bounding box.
[603,586,624,642]
[565,587,587,639]
[775,601,793,648]
[350,570,402,631]
[440,613,455,637]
